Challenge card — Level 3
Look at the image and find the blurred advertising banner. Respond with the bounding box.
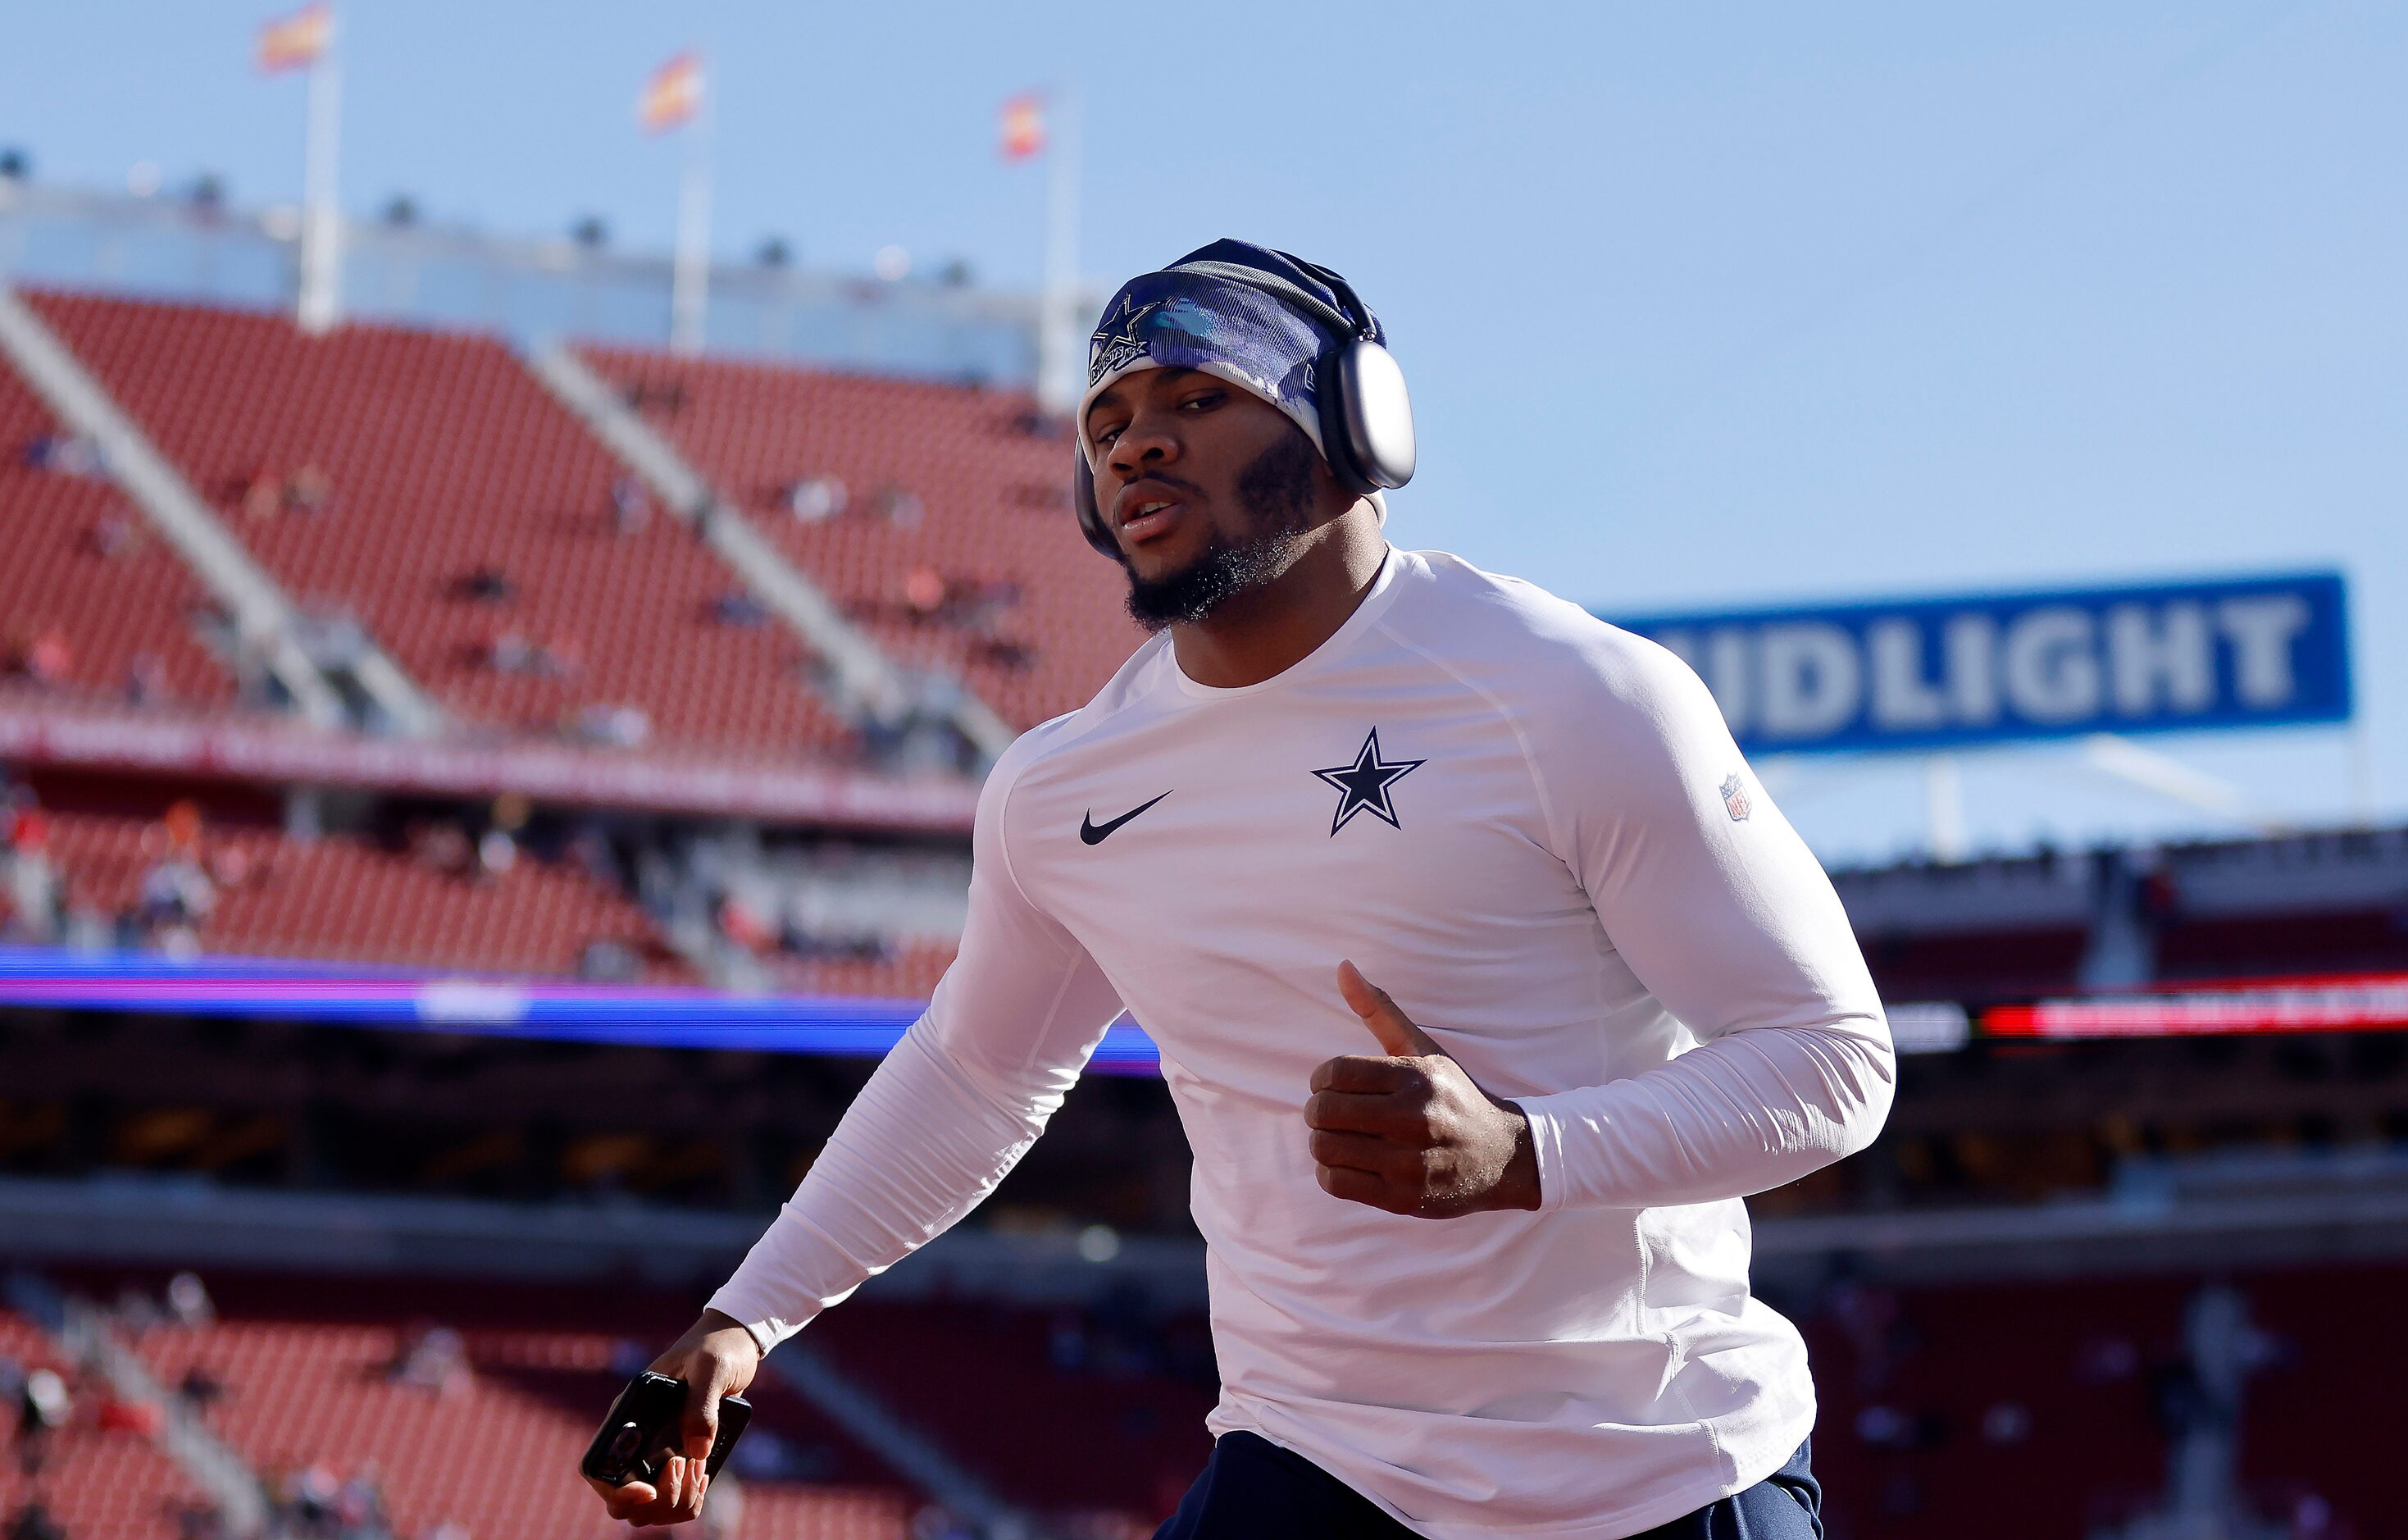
[1606,572,2351,755]
[1986,973,2408,1039]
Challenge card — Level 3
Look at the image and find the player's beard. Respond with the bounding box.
[1123,426,1321,632]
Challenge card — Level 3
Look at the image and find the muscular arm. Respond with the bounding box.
[1509,632,1896,1211]
[708,745,1124,1351]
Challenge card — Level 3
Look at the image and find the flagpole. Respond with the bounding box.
[1036,87,1080,416]
[295,6,343,334]
[670,76,712,357]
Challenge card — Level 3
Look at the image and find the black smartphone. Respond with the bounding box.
[581,1371,752,1488]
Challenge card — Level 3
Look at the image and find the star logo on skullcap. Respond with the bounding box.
[1087,295,1161,385]
[1312,727,1426,836]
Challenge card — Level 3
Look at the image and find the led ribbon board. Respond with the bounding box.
[0,946,1164,1072]
[1984,973,2408,1040]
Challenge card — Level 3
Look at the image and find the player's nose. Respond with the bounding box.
[1107,411,1181,481]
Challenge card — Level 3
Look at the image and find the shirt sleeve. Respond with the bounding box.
[708,737,1125,1352]
[1507,629,1896,1212]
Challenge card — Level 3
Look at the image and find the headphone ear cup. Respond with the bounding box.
[1324,340,1417,491]
[1072,449,1124,559]
[1315,370,1377,498]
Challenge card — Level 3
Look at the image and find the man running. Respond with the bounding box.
[588,240,1893,1538]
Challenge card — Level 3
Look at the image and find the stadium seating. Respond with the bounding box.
[0,1310,212,1540]
[34,805,685,981]
[25,289,858,762]
[575,346,1145,731]
[1796,1261,2401,1538]
[808,1298,1215,1523]
[109,1272,913,1540]
[1796,1272,2187,1538]
[758,938,957,1002]
[0,360,237,712]
[2233,1259,2408,1533]
[1858,926,2091,1004]
[2152,909,2408,981]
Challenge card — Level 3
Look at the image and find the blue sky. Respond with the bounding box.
[4,1,2401,863]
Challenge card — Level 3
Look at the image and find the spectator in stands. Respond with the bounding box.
[283,1464,339,1532]
[903,566,945,620]
[475,827,515,882]
[578,938,640,982]
[10,629,72,688]
[4,806,61,943]
[15,1367,69,1477]
[4,1500,65,1540]
[176,1365,225,1415]
[871,485,923,526]
[719,895,774,955]
[94,1387,164,1437]
[455,566,515,605]
[786,474,845,522]
[241,468,283,522]
[134,801,216,951]
[569,704,649,748]
[86,509,143,557]
[388,1324,470,1397]
[165,1271,216,1328]
[125,652,170,707]
[284,465,332,517]
[610,474,652,535]
[410,821,474,880]
[23,432,104,478]
[713,591,770,628]
[334,1464,389,1535]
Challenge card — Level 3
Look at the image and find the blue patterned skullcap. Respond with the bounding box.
[1076,239,1372,474]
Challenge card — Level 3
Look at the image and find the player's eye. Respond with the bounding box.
[1180,391,1226,412]
[1092,422,1125,445]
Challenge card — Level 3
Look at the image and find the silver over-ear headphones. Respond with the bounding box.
[1072,253,1415,559]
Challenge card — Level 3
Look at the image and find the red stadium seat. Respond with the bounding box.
[25,291,858,762]
[36,808,686,981]
[107,1278,913,1540]
[575,346,1145,732]
[0,1310,214,1540]
[0,363,237,712]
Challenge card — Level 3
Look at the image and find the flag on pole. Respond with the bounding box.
[256,2,330,74]
[639,52,704,133]
[999,93,1046,161]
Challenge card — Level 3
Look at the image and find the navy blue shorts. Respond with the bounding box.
[1153,1431,1823,1539]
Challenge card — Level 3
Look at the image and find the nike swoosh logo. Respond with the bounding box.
[1080,791,1171,845]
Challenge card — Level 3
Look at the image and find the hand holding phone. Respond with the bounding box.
[583,1372,752,1487]
[581,1311,762,1529]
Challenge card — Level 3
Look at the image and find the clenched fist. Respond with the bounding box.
[1304,961,1542,1219]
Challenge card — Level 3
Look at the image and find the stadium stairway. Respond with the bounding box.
[22,289,862,764]
[528,344,1012,765]
[137,1269,939,1539]
[0,355,239,713]
[0,285,377,732]
[571,344,1145,736]
[2,1270,266,1538]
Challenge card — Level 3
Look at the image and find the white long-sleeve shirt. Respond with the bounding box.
[711,548,1895,1539]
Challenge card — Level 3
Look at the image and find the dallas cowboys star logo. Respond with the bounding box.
[1088,295,1160,385]
[1312,727,1426,836]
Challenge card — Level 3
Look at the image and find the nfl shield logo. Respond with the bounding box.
[1720,772,1751,822]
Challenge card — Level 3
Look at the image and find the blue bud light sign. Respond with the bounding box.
[1605,572,2351,755]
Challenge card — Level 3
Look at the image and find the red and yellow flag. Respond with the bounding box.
[256,2,330,73]
[639,52,703,133]
[999,93,1046,161]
